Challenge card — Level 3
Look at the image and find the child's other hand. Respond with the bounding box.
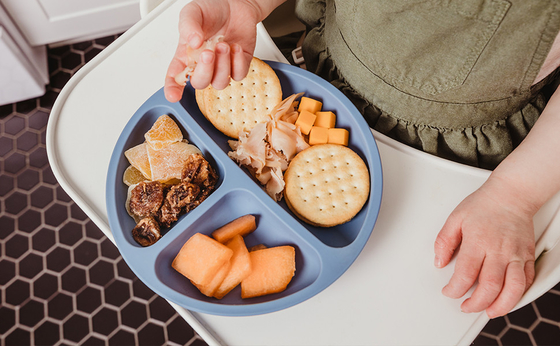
[164,0,260,102]
[433,177,536,319]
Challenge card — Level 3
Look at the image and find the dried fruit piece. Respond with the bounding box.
[145,114,183,150]
[166,181,200,209]
[132,216,162,246]
[147,142,202,182]
[129,181,164,218]
[123,165,148,186]
[157,199,182,228]
[124,143,152,180]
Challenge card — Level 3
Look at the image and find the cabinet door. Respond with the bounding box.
[0,0,140,46]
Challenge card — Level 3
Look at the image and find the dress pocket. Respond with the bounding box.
[335,0,511,96]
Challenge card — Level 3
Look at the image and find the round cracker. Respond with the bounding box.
[284,144,370,227]
[195,57,282,138]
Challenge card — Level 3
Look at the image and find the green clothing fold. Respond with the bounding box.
[295,0,560,169]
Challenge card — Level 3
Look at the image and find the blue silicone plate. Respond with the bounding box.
[106,61,383,316]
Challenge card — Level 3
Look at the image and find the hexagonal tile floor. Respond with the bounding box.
[2,34,560,346]
[1,35,207,346]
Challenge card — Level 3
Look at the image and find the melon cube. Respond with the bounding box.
[241,246,296,299]
[192,260,232,297]
[172,233,233,286]
[145,114,183,150]
[214,235,252,299]
[212,214,257,244]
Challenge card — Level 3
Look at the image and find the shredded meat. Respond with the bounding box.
[129,181,164,218]
[132,216,161,247]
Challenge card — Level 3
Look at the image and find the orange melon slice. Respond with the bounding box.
[192,260,232,297]
[241,246,296,299]
[147,142,202,182]
[145,114,183,150]
[172,233,233,286]
[214,235,252,299]
[212,214,257,243]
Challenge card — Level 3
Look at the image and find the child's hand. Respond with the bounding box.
[434,177,536,318]
[164,0,261,102]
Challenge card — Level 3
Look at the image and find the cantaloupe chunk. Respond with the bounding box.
[241,246,296,299]
[124,143,152,180]
[147,142,202,182]
[172,233,233,286]
[212,214,257,243]
[248,244,267,252]
[214,235,252,299]
[145,114,183,150]
[192,260,232,297]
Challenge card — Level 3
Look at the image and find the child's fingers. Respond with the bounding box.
[230,43,251,81]
[178,4,205,47]
[189,50,215,90]
[211,42,231,90]
[442,246,484,299]
[164,46,188,103]
[485,260,527,318]
[434,215,463,268]
[460,256,507,313]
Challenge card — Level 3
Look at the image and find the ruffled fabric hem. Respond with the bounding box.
[304,31,550,170]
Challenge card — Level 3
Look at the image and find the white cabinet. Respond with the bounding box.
[0,4,48,105]
[0,0,141,46]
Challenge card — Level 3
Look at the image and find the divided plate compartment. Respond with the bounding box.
[106,61,383,316]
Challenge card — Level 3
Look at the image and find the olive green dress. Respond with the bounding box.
[295,0,560,169]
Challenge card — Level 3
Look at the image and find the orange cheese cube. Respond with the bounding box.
[327,128,349,146]
[315,111,336,128]
[295,110,316,135]
[298,97,322,114]
[308,126,329,145]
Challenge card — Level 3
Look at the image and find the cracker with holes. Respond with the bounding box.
[195,57,282,138]
[284,144,370,227]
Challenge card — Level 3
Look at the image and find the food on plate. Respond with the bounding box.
[314,111,336,128]
[172,232,234,287]
[131,216,161,247]
[308,126,329,146]
[195,57,282,138]
[211,214,256,243]
[172,214,296,299]
[128,181,164,218]
[123,165,148,186]
[214,234,253,299]
[327,128,349,146]
[124,115,218,246]
[228,93,310,201]
[294,110,316,135]
[284,144,370,227]
[124,143,152,180]
[298,96,322,114]
[241,246,296,299]
[145,114,184,150]
[174,35,225,86]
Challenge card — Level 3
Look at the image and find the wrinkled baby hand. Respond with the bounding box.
[434,178,536,318]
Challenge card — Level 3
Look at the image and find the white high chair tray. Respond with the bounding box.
[46,0,560,344]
